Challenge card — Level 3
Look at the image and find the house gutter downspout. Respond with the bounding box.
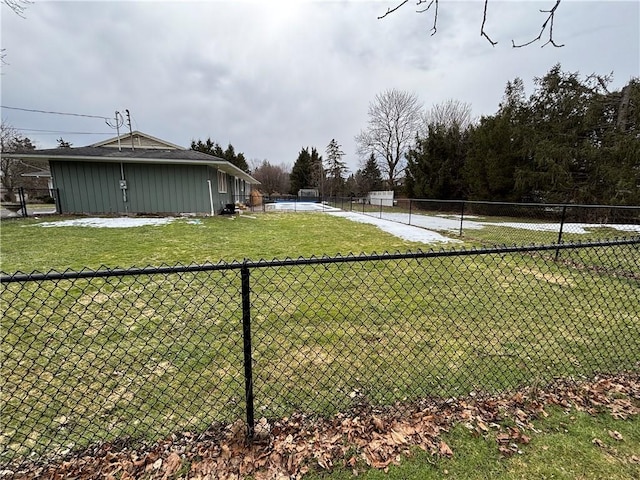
[207,180,215,216]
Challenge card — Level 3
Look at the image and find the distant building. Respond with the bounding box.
[368,190,394,207]
[298,188,319,199]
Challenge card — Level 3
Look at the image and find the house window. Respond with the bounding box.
[218,171,227,193]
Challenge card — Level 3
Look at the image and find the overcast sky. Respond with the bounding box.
[1,0,638,173]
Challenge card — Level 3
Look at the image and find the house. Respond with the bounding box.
[2,131,260,215]
[21,168,54,191]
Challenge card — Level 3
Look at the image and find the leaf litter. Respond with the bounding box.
[5,373,638,480]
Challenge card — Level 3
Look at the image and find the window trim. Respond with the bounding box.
[218,171,227,193]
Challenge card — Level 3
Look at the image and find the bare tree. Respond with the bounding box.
[3,0,30,16]
[355,89,423,188]
[2,0,32,64]
[251,160,290,195]
[379,0,564,48]
[424,99,474,130]
[1,121,39,200]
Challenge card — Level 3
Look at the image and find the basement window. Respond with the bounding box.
[218,171,227,193]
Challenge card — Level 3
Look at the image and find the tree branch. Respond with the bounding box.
[480,0,497,46]
[378,0,565,48]
[512,0,564,48]
[415,0,438,35]
[378,0,409,20]
[3,0,31,18]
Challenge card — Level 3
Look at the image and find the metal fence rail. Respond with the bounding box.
[1,239,639,467]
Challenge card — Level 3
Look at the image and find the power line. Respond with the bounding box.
[0,105,111,120]
[14,127,113,135]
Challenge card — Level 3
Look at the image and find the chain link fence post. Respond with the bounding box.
[459,201,465,237]
[18,187,28,218]
[555,205,568,261]
[241,264,255,440]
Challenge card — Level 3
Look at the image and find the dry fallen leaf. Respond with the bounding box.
[372,415,384,431]
[608,430,623,441]
[390,429,408,445]
[476,419,489,433]
[162,452,182,479]
[8,373,638,480]
[439,441,453,457]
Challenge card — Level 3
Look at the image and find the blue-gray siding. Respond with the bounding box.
[51,161,238,214]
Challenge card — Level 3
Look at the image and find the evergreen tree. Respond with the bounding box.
[464,115,529,201]
[463,67,639,204]
[190,137,250,173]
[223,143,250,173]
[514,64,618,203]
[289,147,313,195]
[357,153,384,194]
[56,137,72,148]
[324,139,347,197]
[406,124,468,200]
[309,147,323,191]
[344,173,358,196]
[191,137,224,158]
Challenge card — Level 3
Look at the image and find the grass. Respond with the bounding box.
[1,212,638,465]
[303,408,640,479]
[0,213,431,273]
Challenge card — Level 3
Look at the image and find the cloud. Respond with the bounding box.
[2,0,638,174]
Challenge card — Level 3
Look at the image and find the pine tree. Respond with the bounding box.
[289,147,313,195]
[324,139,347,197]
[360,153,384,193]
[406,124,468,200]
[57,137,72,148]
[191,137,250,173]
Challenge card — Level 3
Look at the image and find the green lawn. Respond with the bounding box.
[0,212,638,467]
[305,408,640,480]
[0,213,432,273]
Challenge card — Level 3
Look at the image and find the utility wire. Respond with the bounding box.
[14,128,113,135]
[1,105,111,120]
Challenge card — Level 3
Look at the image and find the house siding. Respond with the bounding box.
[52,161,124,213]
[125,163,211,213]
[51,161,233,214]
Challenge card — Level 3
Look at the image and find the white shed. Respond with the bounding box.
[368,190,394,207]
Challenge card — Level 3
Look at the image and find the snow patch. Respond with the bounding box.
[35,217,177,228]
[265,202,341,212]
[327,211,462,244]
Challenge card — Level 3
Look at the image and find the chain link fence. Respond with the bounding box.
[324,197,640,246]
[1,239,639,467]
[0,187,60,218]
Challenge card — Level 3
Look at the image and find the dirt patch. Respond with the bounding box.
[517,267,572,285]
